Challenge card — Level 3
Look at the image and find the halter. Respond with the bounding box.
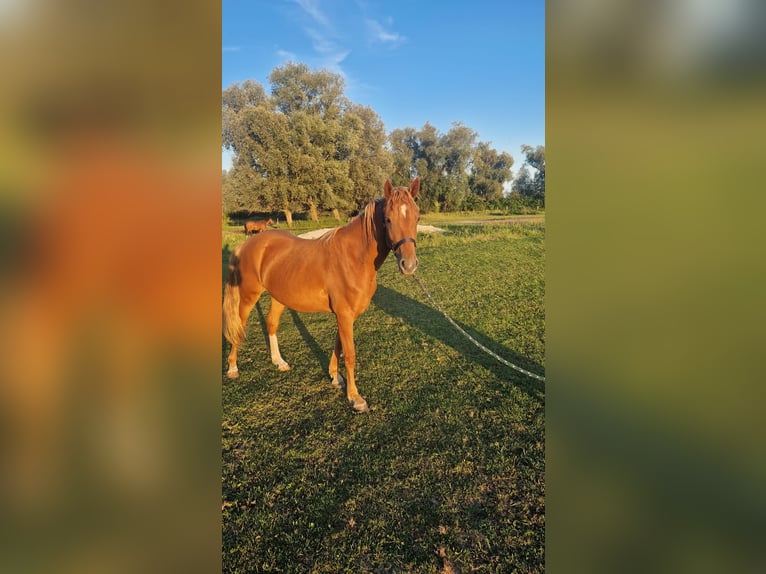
[380,198,417,253]
[389,236,417,253]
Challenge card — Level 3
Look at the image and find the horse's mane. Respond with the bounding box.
[361,190,413,242]
[319,190,409,246]
[315,198,382,246]
[361,198,383,243]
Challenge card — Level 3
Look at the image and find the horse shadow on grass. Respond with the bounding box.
[372,284,545,399]
[241,286,545,401]
[251,303,329,372]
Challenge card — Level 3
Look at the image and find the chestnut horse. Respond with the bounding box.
[223,178,420,412]
[244,217,274,235]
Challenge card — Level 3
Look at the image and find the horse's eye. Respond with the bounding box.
[385,217,391,224]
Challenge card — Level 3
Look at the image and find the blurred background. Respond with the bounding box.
[548,0,766,572]
[0,1,221,572]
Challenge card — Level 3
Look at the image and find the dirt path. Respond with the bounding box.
[297,216,543,239]
[436,215,544,225]
[299,224,447,239]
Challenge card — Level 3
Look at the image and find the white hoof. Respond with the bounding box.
[330,372,345,389]
[350,397,369,413]
[275,360,291,371]
[226,366,239,379]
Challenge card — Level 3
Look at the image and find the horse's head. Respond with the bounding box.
[383,177,420,275]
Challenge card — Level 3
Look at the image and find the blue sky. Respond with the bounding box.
[222,0,544,175]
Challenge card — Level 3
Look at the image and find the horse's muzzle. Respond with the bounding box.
[392,237,418,274]
[397,254,419,275]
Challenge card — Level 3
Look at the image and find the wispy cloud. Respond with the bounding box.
[285,0,351,76]
[304,27,350,68]
[291,0,331,30]
[305,26,337,55]
[277,48,299,62]
[366,18,406,48]
[222,45,241,52]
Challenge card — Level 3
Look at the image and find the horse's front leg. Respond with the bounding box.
[328,332,345,389]
[266,300,290,371]
[336,313,368,413]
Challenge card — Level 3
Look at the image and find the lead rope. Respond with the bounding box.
[412,274,546,383]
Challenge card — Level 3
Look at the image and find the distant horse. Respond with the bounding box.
[244,218,274,235]
[223,178,420,412]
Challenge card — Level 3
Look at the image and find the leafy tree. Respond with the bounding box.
[388,127,417,183]
[346,104,394,210]
[512,164,534,196]
[388,123,511,212]
[411,123,444,212]
[223,81,268,163]
[222,63,392,223]
[222,80,267,113]
[236,104,297,222]
[269,62,346,119]
[268,64,354,221]
[440,122,477,210]
[520,144,545,203]
[470,142,514,205]
[222,63,532,220]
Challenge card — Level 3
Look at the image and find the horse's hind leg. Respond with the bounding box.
[266,299,290,371]
[328,332,344,389]
[226,288,262,378]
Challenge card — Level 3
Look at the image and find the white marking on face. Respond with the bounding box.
[400,204,408,218]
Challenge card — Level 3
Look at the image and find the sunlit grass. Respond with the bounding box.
[422,210,545,228]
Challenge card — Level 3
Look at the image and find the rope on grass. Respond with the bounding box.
[412,274,546,383]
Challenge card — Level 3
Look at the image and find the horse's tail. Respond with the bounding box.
[223,249,245,346]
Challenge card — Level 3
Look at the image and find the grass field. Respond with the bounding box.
[222,216,545,572]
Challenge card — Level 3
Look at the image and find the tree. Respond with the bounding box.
[222,63,393,223]
[222,167,245,214]
[269,62,346,119]
[440,122,477,210]
[223,81,268,160]
[512,164,534,196]
[470,142,514,205]
[510,144,545,210]
[267,64,354,221]
[346,104,394,210]
[520,144,545,202]
[388,123,511,212]
[233,103,298,223]
[388,127,417,184]
[222,80,267,113]
[222,64,528,219]
[411,123,444,211]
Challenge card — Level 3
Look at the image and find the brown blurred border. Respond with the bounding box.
[548,1,766,572]
[0,1,221,572]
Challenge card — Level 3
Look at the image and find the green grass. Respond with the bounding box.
[421,211,545,228]
[222,218,545,572]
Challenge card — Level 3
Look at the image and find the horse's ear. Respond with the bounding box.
[409,177,420,199]
[384,179,393,199]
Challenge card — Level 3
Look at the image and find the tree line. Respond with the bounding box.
[223,62,544,225]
